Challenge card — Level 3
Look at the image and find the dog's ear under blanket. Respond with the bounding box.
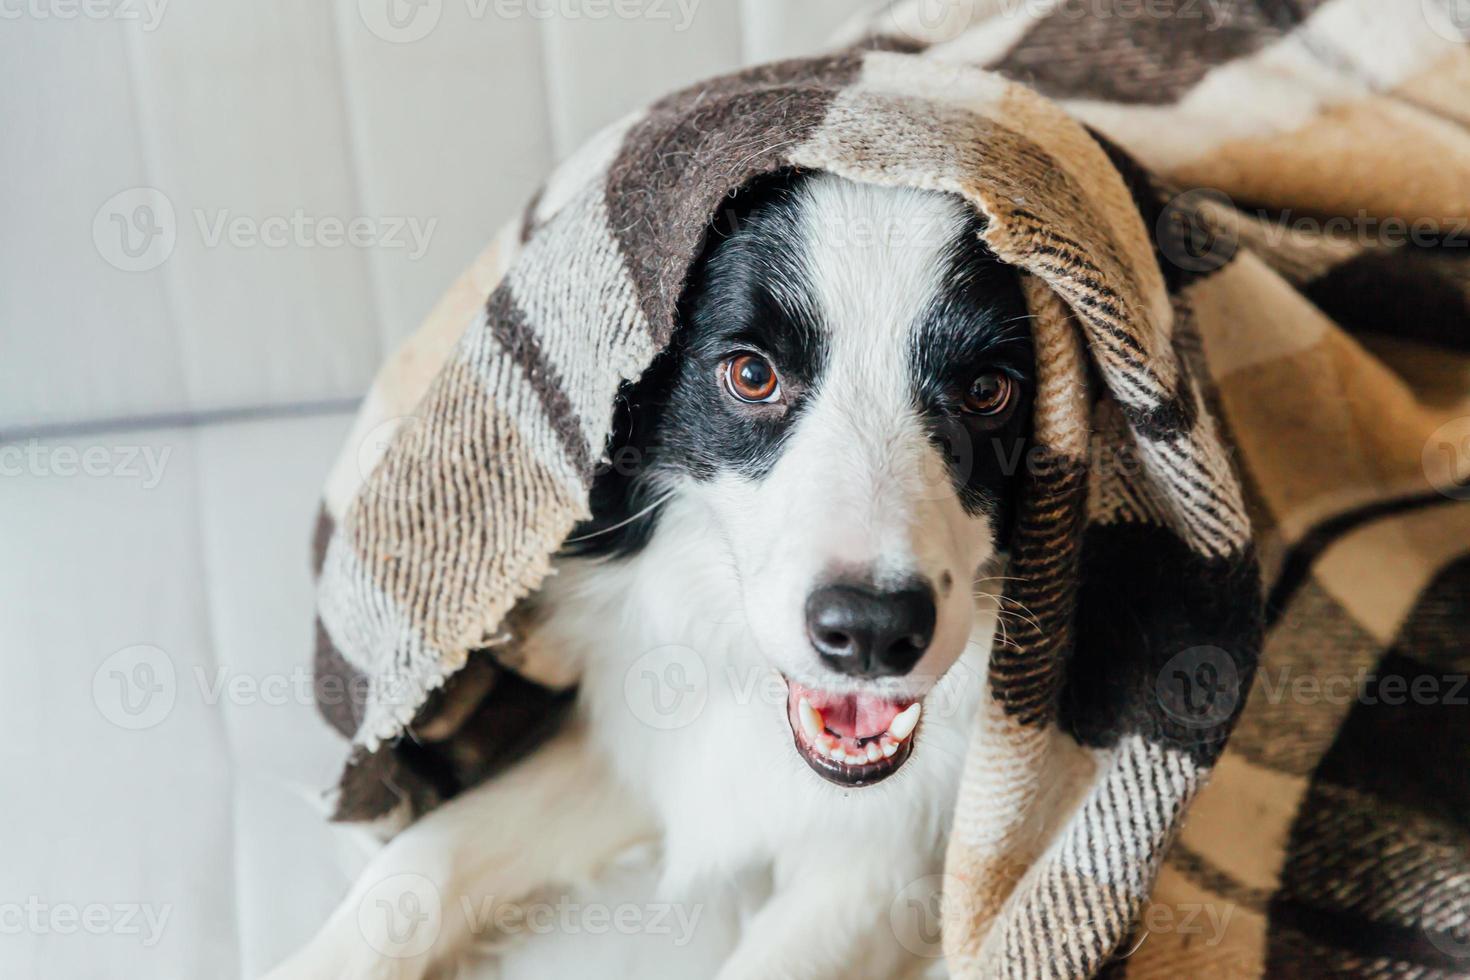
[308,2,1470,975]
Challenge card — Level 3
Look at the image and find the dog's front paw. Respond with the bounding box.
[262,942,434,980]
[261,889,444,980]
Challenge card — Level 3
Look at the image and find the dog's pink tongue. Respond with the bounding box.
[789,681,907,739]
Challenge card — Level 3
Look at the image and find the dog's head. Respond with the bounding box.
[574,171,1035,786]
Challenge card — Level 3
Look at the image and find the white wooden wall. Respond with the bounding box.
[3,9,866,977]
[0,0,859,433]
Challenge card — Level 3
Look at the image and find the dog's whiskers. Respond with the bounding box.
[991,609,1014,650]
[973,590,1045,638]
[973,574,1026,587]
[562,492,673,544]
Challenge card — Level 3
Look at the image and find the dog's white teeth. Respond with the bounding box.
[888,703,922,741]
[798,697,824,740]
[796,693,921,766]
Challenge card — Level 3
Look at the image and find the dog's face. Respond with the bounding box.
[575,172,1034,786]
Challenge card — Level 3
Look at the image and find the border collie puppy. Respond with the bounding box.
[268,171,1035,980]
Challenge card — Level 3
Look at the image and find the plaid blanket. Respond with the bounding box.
[309,1,1470,975]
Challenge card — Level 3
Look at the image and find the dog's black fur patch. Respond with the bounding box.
[565,171,1035,560]
[908,226,1034,529]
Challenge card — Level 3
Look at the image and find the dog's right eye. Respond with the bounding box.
[721,353,782,404]
[962,370,1016,419]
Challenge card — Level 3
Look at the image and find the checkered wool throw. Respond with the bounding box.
[309,1,1470,975]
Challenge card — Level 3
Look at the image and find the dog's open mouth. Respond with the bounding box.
[783,679,921,787]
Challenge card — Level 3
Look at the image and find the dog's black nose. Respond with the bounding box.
[805,581,936,678]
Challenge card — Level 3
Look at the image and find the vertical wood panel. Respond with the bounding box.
[738,0,858,62]
[335,0,556,350]
[0,0,845,432]
[0,20,187,429]
[0,429,237,979]
[125,4,386,413]
[193,414,357,977]
[540,0,746,158]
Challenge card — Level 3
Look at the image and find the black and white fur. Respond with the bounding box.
[267,172,1035,980]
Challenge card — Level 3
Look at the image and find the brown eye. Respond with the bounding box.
[963,371,1014,417]
[723,354,781,404]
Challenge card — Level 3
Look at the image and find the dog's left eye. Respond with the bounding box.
[721,353,782,404]
[962,370,1016,418]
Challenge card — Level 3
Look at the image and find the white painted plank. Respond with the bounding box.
[192,413,362,977]
[334,0,557,351]
[540,0,746,157]
[124,4,386,414]
[0,428,237,978]
[0,19,187,430]
[234,774,374,978]
[0,3,846,433]
[192,414,351,779]
[738,0,859,62]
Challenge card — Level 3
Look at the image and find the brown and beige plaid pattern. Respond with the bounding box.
[309,1,1470,975]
